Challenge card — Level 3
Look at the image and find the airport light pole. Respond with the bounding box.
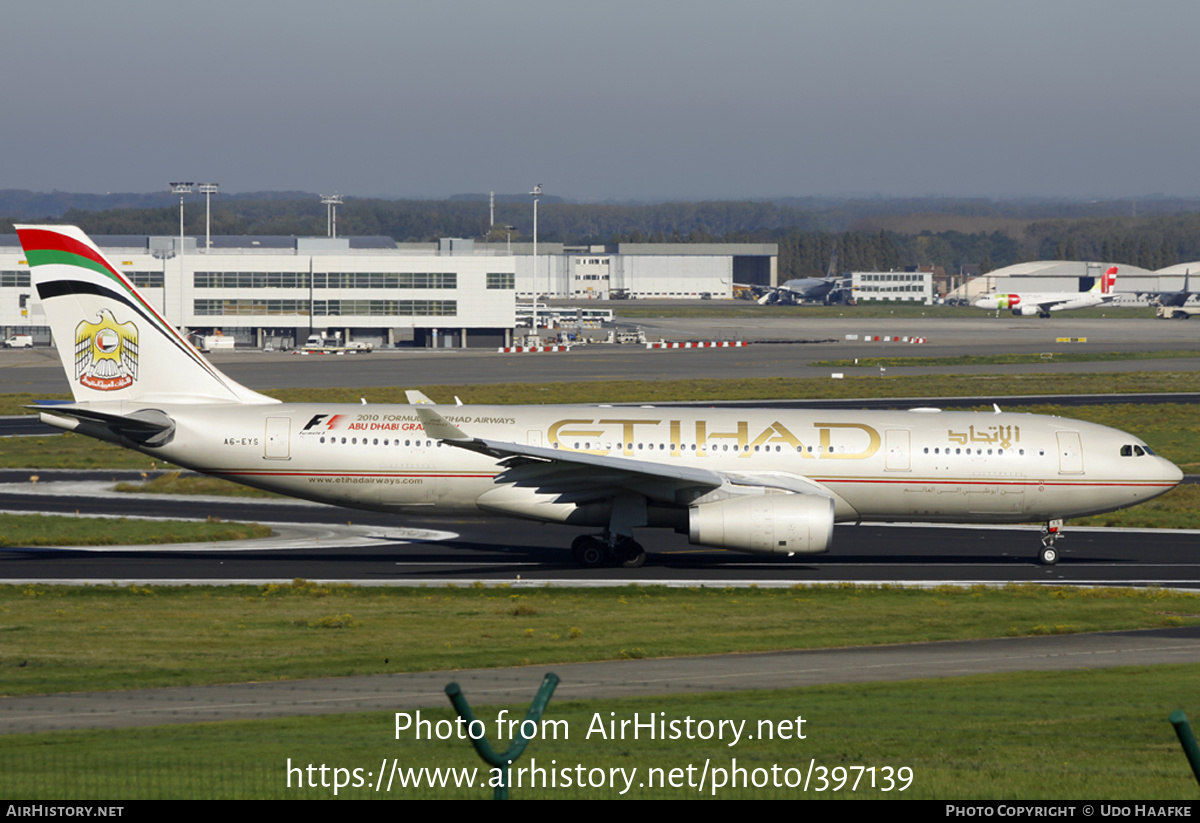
[151,248,174,321]
[198,183,218,252]
[170,182,193,243]
[530,184,541,332]
[169,182,193,329]
[505,225,515,256]
[321,195,343,238]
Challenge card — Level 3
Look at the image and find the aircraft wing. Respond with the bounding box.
[417,406,723,502]
[1029,298,1072,312]
[415,406,836,505]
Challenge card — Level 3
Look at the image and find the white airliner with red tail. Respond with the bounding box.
[17,227,1180,567]
[975,266,1119,317]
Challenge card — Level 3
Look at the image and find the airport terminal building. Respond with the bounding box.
[851,270,935,304]
[0,235,778,347]
[0,234,519,349]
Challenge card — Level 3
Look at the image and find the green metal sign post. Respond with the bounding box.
[445,673,560,800]
[1170,710,1200,787]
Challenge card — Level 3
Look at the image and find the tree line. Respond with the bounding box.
[4,195,1200,278]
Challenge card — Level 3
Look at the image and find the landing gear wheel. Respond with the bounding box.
[616,538,646,569]
[572,537,607,568]
[1039,519,1063,566]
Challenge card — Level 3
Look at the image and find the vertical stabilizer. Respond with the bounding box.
[15,224,276,405]
[825,246,839,280]
[1098,266,1118,294]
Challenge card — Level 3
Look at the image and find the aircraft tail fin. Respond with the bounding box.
[1097,266,1118,294]
[15,224,276,406]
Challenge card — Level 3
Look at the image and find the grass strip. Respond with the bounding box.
[2,664,1197,798]
[5,371,1200,419]
[1,582,1196,697]
[265,371,1200,406]
[1071,483,1200,528]
[113,471,282,498]
[812,350,1200,368]
[0,513,271,548]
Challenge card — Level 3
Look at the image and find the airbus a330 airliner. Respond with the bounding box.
[16,225,1182,567]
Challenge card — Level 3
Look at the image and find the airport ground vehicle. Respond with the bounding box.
[1156,305,1199,319]
[300,332,373,354]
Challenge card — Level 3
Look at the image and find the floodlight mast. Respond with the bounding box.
[530,184,542,332]
[321,195,344,238]
[198,183,219,251]
[169,183,193,329]
[169,182,193,242]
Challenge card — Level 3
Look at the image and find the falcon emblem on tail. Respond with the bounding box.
[74,309,138,391]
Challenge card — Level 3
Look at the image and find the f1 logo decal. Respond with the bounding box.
[302,414,343,432]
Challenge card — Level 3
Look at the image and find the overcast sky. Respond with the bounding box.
[5,0,1199,201]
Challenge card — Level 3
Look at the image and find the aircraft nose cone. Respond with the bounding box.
[1162,458,1184,486]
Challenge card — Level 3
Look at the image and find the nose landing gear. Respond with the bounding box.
[1038,519,1064,565]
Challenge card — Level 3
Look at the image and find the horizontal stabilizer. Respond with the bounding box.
[32,405,176,446]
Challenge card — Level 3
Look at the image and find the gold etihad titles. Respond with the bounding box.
[548,418,882,460]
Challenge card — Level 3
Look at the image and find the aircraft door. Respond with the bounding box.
[1056,431,1083,474]
[264,417,291,460]
[885,429,910,471]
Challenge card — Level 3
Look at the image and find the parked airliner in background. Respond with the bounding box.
[16,227,1181,567]
[1151,269,1199,319]
[974,266,1119,317]
[738,248,850,305]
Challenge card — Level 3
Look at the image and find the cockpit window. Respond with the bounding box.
[1134,445,1146,456]
[1121,445,1133,457]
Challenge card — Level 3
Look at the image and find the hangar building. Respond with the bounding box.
[508,241,777,300]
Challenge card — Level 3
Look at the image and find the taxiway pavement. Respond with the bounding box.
[5,627,1200,733]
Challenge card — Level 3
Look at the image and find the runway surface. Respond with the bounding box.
[1,474,1197,588]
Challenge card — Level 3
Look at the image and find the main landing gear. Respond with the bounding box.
[1038,519,1064,565]
[571,533,646,569]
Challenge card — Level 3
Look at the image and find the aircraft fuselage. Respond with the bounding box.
[46,402,1180,529]
[973,292,1107,315]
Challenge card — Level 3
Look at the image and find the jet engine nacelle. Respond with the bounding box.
[687,493,835,555]
[1014,305,1041,316]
